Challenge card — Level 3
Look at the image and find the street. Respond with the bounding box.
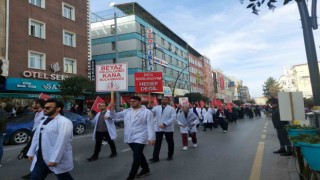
[1,115,295,180]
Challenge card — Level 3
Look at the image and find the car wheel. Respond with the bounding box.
[10,130,30,145]
[74,124,86,135]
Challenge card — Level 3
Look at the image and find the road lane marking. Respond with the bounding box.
[263,130,267,133]
[260,134,266,139]
[249,141,265,180]
[121,148,131,152]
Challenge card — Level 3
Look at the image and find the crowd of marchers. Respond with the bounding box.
[0,97,269,180]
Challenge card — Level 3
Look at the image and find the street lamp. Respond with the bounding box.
[172,65,189,100]
[109,2,120,110]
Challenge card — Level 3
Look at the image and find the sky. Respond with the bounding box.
[90,0,320,98]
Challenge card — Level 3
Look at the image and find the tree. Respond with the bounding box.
[233,100,245,106]
[59,75,95,100]
[262,77,282,98]
[304,97,314,109]
[240,0,294,15]
[183,92,207,104]
[247,99,256,104]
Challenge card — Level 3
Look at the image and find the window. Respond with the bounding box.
[63,30,76,47]
[29,19,45,38]
[176,59,179,66]
[111,25,115,34]
[64,58,77,74]
[161,52,165,60]
[63,3,75,20]
[169,56,172,63]
[161,38,165,46]
[168,43,172,51]
[140,24,146,34]
[163,67,166,73]
[141,41,146,52]
[170,69,173,76]
[112,42,115,50]
[28,51,45,69]
[29,0,45,8]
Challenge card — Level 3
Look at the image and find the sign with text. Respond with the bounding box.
[179,97,189,106]
[96,63,128,92]
[134,72,163,93]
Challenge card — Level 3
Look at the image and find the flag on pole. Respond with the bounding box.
[39,93,50,100]
[153,97,158,106]
[91,96,105,113]
[120,95,128,109]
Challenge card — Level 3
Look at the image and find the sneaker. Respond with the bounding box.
[102,141,108,145]
[0,164,2,168]
[223,130,227,133]
[188,137,192,141]
[183,146,188,151]
[87,156,98,162]
[273,148,286,154]
[136,169,150,178]
[167,156,173,161]
[21,173,31,179]
[109,153,117,158]
[148,158,159,163]
[193,144,197,148]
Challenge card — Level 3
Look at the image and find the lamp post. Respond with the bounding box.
[296,0,320,127]
[109,2,120,110]
[172,65,189,100]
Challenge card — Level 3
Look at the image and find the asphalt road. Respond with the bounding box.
[1,114,294,180]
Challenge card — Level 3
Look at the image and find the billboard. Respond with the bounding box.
[96,63,128,92]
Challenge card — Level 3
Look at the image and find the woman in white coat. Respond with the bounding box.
[203,105,216,131]
[177,105,199,150]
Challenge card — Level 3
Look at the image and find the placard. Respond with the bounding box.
[96,63,128,92]
[134,72,163,93]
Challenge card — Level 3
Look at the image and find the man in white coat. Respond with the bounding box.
[177,104,199,150]
[109,96,155,180]
[149,96,176,163]
[27,99,74,180]
[87,102,117,162]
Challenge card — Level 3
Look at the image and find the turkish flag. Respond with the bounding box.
[39,93,50,100]
[91,96,105,113]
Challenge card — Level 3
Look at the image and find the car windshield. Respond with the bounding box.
[7,113,35,123]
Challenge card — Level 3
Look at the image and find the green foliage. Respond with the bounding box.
[289,134,320,144]
[286,124,317,130]
[59,75,95,99]
[240,0,293,15]
[246,99,256,104]
[262,77,282,98]
[233,100,245,105]
[183,92,207,103]
[304,97,314,109]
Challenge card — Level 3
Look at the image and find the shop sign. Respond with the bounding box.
[5,78,61,92]
[22,71,69,81]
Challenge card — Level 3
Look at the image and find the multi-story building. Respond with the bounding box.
[188,47,204,94]
[242,86,250,102]
[202,56,214,98]
[229,76,243,101]
[0,0,90,105]
[278,63,319,98]
[90,2,190,103]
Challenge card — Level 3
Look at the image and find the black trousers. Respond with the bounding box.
[218,117,228,131]
[128,143,149,177]
[93,131,117,157]
[276,128,292,151]
[152,131,174,159]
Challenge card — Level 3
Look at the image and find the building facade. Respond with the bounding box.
[0,0,90,105]
[188,47,204,95]
[202,56,214,98]
[91,2,190,102]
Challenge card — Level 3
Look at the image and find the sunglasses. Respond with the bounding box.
[44,107,56,110]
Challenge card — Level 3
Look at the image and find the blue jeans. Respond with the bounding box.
[30,156,73,180]
[0,135,3,164]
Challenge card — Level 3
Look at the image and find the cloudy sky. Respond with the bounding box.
[90,0,320,98]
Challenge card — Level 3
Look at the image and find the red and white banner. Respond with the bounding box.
[220,76,225,91]
[134,72,163,93]
[96,63,128,92]
[39,93,50,100]
[91,96,105,113]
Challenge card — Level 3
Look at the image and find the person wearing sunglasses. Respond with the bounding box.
[27,99,74,180]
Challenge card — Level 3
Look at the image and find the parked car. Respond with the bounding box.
[4,111,91,145]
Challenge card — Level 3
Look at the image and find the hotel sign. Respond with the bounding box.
[22,71,70,81]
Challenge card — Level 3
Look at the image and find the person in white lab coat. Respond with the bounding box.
[27,99,74,180]
[87,102,117,162]
[109,96,155,180]
[149,96,176,162]
[177,104,199,151]
[203,105,216,131]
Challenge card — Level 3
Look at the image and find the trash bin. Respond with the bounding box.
[306,112,315,127]
[311,110,320,128]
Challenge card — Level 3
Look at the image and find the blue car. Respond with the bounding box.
[4,111,91,145]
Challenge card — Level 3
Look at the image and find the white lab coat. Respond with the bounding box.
[196,107,205,120]
[151,105,176,132]
[32,110,46,131]
[177,110,199,133]
[109,106,155,144]
[91,111,117,141]
[27,114,74,174]
[203,108,215,123]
